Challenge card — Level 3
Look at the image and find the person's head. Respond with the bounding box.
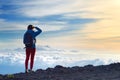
[27,25,34,30]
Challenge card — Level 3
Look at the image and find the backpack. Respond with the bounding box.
[24,32,33,48]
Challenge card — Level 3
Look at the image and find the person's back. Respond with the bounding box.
[23,24,42,73]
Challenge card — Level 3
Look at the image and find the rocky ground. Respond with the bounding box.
[1,63,120,80]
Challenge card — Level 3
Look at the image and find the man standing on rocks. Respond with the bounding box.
[23,24,42,73]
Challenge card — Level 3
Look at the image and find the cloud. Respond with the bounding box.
[0,19,26,30]
[0,50,25,65]
[0,45,120,69]
[0,18,64,32]
[70,0,120,51]
[1,0,86,18]
[0,19,5,22]
[14,0,83,18]
[70,59,105,67]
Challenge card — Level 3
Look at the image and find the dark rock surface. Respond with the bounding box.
[1,63,120,80]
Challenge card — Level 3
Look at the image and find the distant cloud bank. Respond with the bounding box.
[0,45,120,69]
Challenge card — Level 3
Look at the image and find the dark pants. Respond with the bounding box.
[25,48,36,70]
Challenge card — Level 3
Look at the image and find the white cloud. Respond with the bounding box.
[0,19,5,22]
[0,18,66,32]
[0,19,26,31]
[5,0,84,18]
[14,0,117,19]
[0,45,120,69]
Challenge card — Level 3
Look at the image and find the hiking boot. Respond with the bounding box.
[25,70,28,73]
[28,69,34,73]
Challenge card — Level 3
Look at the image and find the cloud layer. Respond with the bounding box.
[0,45,120,70]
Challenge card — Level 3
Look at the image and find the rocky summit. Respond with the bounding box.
[1,63,120,80]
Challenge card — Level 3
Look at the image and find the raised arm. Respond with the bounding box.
[34,27,42,37]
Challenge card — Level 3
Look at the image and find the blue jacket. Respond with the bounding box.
[23,27,42,48]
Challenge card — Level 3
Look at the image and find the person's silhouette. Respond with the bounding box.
[23,25,42,73]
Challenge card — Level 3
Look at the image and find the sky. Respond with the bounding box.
[0,0,120,74]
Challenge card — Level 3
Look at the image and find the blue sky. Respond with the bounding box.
[0,0,120,74]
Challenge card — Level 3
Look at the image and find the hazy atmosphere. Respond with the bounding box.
[0,0,120,74]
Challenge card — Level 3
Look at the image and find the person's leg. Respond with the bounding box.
[30,48,36,70]
[25,48,31,72]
